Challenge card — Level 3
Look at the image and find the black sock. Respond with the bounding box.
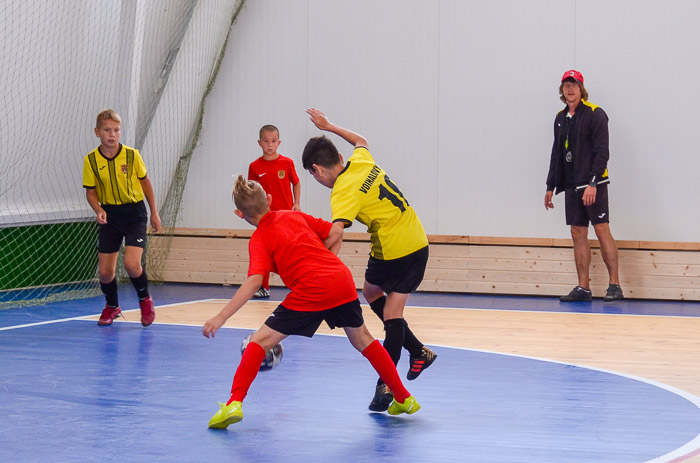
[129,270,149,300]
[382,318,406,365]
[370,296,423,356]
[100,278,119,307]
[369,296,386,320]
[403,320,425,358]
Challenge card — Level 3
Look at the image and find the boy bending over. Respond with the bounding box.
[203,176,419,429]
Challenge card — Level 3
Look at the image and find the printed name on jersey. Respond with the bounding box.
[359,165,381,194]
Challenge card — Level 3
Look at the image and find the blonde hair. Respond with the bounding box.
[232,175,268,217]
[96,109,122,129]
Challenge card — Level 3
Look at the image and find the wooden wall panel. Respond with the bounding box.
[149,229,700,301]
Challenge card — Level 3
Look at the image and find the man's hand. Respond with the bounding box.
[582,186,597,206]
[544,191,554,210]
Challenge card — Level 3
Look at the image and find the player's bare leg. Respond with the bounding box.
[593,222,623,300]
[560,225,594,302]
[570,225,591,289]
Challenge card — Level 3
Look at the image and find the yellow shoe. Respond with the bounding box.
[387,395,421,416]
[208,401,244,429]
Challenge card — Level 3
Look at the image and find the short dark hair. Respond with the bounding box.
[259,124,279,139]
[302,135,341,171]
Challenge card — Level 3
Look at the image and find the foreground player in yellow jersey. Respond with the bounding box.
[82,109,161,327]
[302,108,437,411]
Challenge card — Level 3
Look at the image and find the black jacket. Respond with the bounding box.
[546,99,610,194]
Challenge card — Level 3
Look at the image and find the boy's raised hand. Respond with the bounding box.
[306,108,332,131]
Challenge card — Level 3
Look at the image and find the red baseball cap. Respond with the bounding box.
[561,70,583,84]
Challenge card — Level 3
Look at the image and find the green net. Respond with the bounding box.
[0,0,246,309]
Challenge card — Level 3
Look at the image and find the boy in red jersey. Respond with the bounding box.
[247,125,300,298]
[203,176,419,429]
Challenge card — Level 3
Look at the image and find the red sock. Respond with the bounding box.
[227,341,265,405]
[362,339,410,403]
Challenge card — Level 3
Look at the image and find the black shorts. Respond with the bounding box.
[264,299,365,338]
[565,184,610,227]
[98,201,148,253]
[365,245,429,294]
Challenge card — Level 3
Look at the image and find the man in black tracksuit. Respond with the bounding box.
[545,70,623,302]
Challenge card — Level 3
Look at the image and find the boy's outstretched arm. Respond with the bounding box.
[202,274,263,338]
[306,108,368,148]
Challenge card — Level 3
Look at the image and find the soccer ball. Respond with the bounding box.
[240,333,283,371]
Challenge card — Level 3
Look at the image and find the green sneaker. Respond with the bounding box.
[387,395,421,416]
[208,401,243,429]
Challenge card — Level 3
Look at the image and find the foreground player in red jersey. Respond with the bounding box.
[203,176,420,429]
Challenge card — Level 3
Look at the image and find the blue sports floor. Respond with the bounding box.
[2,284,700,463]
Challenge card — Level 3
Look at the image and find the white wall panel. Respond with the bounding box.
[574,0,700,241]
[179,0,700,242]
[437,0,573,237]
[179,0,309,230]
[304,0,440,231]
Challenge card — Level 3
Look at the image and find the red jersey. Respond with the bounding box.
[247,155,299,211]
[247,210,358,311]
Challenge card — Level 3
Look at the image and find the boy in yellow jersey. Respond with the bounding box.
[302,108,436,412]
[82,109,161,327]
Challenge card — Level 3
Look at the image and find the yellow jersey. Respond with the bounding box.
[82,144,147,205]
[331,147,428,260]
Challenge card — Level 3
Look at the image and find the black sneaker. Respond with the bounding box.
[407,346,437,381]
[253,287,270,299]
[604,284,624,301]
[368,383,393,412]
[560,286,592,302]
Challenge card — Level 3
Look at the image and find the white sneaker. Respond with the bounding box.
[253,287,270,299]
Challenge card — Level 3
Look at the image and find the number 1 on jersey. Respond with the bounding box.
[378,175,409,212]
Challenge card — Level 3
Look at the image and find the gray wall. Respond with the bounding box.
[179,0,700,242]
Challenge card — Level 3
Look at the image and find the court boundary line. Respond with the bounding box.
[2,304,699,462]
[199,299,700,320]
[0,299,221,332]
[437,343,700,463]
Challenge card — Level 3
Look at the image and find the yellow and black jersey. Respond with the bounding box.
[82,144,147,205]
[331,147,428,260]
